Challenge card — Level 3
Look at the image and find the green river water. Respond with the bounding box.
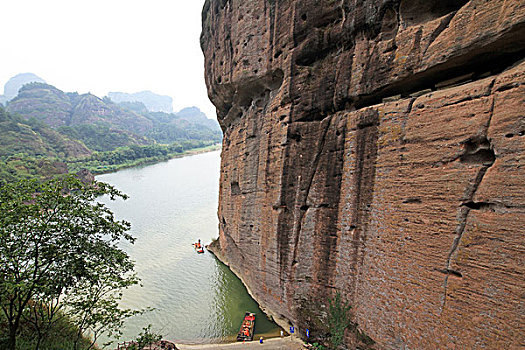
[96,150,280,344]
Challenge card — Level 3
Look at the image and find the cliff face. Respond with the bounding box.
[201,1,525,348]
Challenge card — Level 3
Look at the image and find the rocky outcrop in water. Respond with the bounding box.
[201,0,525,348]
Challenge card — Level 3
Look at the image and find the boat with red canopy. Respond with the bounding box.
[237,312,256,341]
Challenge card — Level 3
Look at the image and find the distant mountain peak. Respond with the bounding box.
[178,106,201,113]
[176,106,209,120]
[108,91,173,113]
[2,73,46,101]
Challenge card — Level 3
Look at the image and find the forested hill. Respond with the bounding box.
[0,106,91,182]
[1,83,221,181]
[7,83,221,150]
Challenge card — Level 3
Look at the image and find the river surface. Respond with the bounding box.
[96,150,280,344]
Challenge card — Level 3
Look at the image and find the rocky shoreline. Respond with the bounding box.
[206,240,295,340]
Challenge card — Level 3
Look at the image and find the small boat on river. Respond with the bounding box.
[193,240,204,253]
[237,312,256,341]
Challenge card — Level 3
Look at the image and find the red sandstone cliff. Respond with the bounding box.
[201,1,525,348]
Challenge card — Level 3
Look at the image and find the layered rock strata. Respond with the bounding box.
[201,0,525,348]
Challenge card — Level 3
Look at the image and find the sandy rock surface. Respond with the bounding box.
[201,0,525,348]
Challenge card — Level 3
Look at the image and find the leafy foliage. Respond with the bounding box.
[68,141,218,174]
[0,176,139,349]
[0,304,93,350]
[127,325,162,350]
[327,293,353,349]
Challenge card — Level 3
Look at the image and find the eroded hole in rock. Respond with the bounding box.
[266,69,284,90]
[296,47,333,67]
[459,137,495,165]
[495,83,518,92]
[400,0,468,26]
[462,201,491,210]
[437,268,463,278]
[237,91,253,108]
[381,7,399,40]
[402,197,422,204]
[231,181,241,195]
[289,132,302,142]
[462,147,495,164]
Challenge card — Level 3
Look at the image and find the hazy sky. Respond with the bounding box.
[0,0,216,118]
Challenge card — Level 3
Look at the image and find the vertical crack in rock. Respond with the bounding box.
[290,118,331,275]
[349,109,380,301]
[277,120,295,288]
[276,0,304,290]
[401,97,417,143]
[223,219,246,264]
[441,96,496,312]
[267,0,276,61]
[339,0,347,32]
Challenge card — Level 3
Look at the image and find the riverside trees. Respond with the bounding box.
[0,176,139,349]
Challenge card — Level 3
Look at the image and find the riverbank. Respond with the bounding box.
[85,143,221,175]
[176,336,305,350]
[206,242,299,344]
[97,150,284,345]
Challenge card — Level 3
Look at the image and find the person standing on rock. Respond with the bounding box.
[259,336,263,344]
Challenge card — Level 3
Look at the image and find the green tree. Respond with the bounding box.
[128,325,162,350]
[22,293,65,350]
[0,176,138,350]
